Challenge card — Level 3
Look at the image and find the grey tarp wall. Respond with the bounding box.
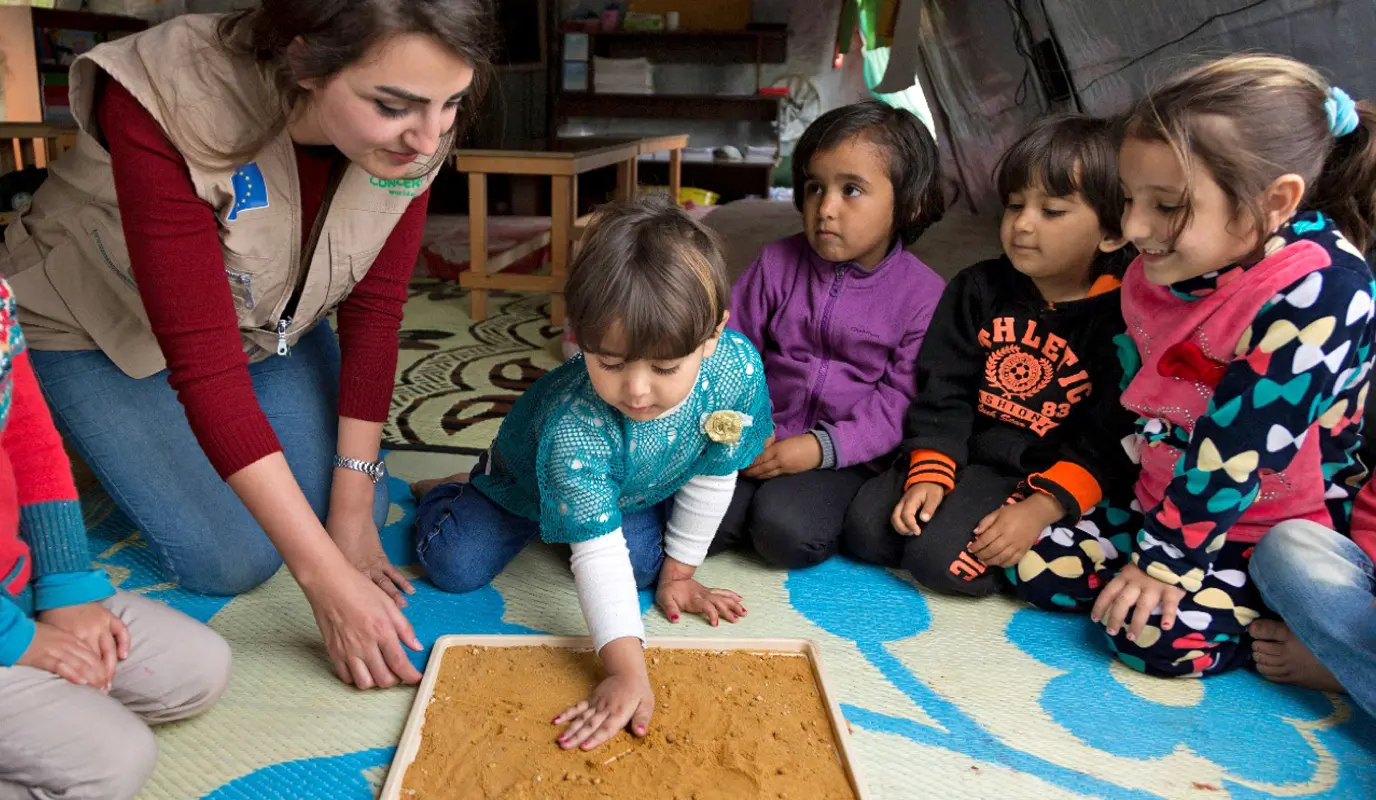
[903,0,1376,214]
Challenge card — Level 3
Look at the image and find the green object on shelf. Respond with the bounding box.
[772,155,792,188]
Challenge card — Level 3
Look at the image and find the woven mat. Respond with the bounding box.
[383,281,564,455]
[75,466,1376,799]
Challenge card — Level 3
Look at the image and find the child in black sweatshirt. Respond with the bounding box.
[842,114,1137,597]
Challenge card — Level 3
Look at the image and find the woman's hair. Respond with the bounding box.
[791,99,946,245]
[213,0,497,169]
[995,112,1134,277]
[1124,53,1376,252]
[566,198,731,362]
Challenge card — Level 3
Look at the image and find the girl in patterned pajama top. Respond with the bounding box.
[1011,54,1376,678]
[413,201,772,751]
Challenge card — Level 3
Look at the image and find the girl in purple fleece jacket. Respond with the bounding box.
[712,100,947,568]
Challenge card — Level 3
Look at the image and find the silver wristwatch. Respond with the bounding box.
[333,455,387,484]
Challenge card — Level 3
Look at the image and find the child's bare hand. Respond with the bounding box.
[37,601,129,689]
[17,621,110,690]
[1092,563,1187,642]
[657,577,745,627]
[555,671,654,751]
[892,482,946,535]
[742,435,821,480]
[970,493,1062,567]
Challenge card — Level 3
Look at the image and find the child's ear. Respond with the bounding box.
[1261,173,1306,232]
[702,311,730,359]
[1099,232,1130,254]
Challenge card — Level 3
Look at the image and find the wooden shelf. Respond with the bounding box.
[30,8,148,32]
[557,93,779,122]
[591,30,786,64]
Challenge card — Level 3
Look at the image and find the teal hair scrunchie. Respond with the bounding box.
[1325,86,1360,138]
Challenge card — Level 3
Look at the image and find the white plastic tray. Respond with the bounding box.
[379,634,870,799]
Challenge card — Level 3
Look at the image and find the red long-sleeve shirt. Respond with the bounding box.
[99,79,425,478]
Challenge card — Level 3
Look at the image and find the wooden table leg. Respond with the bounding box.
[669,147,682,205]
[468,172,489,321]
[550,174,572,326]
[614,159,635,202]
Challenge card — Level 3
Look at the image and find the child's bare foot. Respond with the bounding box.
[410,473,469,501]
[1250,619,1345,694]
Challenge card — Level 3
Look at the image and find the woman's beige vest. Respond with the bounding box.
[0,14,434,378]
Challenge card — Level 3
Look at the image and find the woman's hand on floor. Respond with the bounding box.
[36,602,130,689]
[327,511,415,609]
[657,576,746,627]
[304,562,424,689]
[555,637,654,751]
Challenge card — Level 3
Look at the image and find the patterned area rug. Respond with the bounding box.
[383,281,563,455]
[80,462,1376,800]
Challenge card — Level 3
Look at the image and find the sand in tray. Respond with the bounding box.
[402,645,858,799]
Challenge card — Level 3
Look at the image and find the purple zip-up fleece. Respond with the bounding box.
[729,233,945,469]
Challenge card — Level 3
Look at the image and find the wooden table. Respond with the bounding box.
[1,121,78,226]
[452,134,688,325]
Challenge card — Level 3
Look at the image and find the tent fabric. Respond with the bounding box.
[880,0,1376,215]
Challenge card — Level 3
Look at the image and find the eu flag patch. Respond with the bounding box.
[228,162,269,221]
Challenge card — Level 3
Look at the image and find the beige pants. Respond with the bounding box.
[0,591,232,800]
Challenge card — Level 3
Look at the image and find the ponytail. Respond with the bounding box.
[1312,100,1376,254]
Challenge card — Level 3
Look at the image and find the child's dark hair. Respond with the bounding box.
[791,100,946,245]
[995,112,1133,277]
[566,198,730,362]
[1125,54,1376,252]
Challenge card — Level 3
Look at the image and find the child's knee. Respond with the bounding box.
[174,536,281,596]
[751,515,837,569]
[841,505,902,567]
[59,719,157,800]
[904,549,1001,597]
[1107,627,1248,677]
[175,626,233,720]
[420,541,500,594]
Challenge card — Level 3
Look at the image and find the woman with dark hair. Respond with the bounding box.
[0,0,496,692]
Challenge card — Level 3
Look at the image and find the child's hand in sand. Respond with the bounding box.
[555,638,654,751]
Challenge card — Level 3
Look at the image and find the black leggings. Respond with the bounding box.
[711,467,871,569]
[842,463,1020,596]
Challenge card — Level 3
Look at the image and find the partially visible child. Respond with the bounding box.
[1248,480,1376,717]
[0,277,231,799]
[842,113,1135,597]
[1012,55,1376,679]
[715,100,946,568]
[413,200,772,752]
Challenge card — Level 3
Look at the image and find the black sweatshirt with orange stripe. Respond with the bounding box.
[899,257,1136,520]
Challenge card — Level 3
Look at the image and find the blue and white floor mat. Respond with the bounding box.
[85,459,1375,799]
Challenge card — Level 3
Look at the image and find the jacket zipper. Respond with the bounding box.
[804,264,847,429]
[276,317,292,356]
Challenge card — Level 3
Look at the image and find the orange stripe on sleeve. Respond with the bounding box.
[905,449,956,491]
[1028,460,1102,518]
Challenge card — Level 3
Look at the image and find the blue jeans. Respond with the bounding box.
[415,481,667,593]
[1250,519,1376,717]
[30,323,388,596]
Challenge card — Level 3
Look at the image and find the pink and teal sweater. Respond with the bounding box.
[1117,212,1375,589]
[0,277,114,666]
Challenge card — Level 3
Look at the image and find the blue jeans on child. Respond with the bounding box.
[415,479,667,593]
[29,323,388,596]
[1250,519,1376,717]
